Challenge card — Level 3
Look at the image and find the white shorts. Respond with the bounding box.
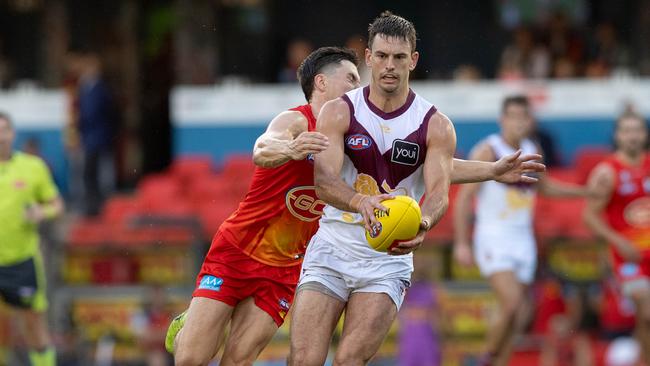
[298,234,411,310]
[473,229,537,284]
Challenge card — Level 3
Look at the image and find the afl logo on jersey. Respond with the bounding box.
[624,197,650,228]
[346,134,372,150]
[286,186,326,222]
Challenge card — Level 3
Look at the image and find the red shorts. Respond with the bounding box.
[193,233,301,326]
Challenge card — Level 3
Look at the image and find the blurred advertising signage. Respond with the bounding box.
[63,250,193,285]
[547,240,607,282]
[438,287,496,337]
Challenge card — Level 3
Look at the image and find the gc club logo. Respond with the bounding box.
[286,186,326,222]
[624,197,650,228]
[346,134,373,150]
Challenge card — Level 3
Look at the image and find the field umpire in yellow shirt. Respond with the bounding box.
[0,112,63,366]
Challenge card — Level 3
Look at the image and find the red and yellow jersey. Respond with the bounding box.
[603,153,650,261]
[217,104,325,267]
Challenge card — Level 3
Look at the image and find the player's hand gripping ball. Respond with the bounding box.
[365,195,422,252]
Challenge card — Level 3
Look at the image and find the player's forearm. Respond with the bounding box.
[583,210,624,244]
[252,137,294,168]
[420,188,449,228]
[451,159,494,184]
[453,191,473,245]
[540,178,588,198]
[41,197,64,220]
[314,174,360,213]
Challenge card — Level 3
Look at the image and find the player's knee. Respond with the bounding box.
[288,344,326,366]
[640,305,650,326]
[333,344,374,366]
[501,298,522,320]
[174,348,212,366]
[221,342,259,366]
[333,351,372,366]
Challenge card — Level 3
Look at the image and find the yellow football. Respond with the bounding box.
[365,195,422,252]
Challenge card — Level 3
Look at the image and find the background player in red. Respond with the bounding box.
[166,45,544,366]
[584,112,650,364]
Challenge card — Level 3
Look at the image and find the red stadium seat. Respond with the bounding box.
[67,218,112,247]
[534,197,566,240]
[574,147,610,184]
[425,185,459,242]
[185,174,233,208]
[196,202,237,239]
[170,155,215,182]
[137,174,182,201]
[102,195,141,224]
[546,167,579,184]
[221,154,256,184]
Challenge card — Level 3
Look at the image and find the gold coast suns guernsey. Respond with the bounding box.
[603,153,650,263]
[217,104,325,267]
[316,86,436,265]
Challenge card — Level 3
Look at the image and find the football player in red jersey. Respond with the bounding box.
[167,45,544,366]
[584,112,650,363]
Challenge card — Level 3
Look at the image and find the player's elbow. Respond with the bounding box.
[252,149,265,167]
[252,148,276,168]
[582,209,597,233]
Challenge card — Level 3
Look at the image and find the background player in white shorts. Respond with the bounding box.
[453,95,589,366]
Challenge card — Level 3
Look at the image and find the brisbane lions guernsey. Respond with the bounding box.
[603,153,650,262]
[475,134,538,234]
[316,86,436,263]
[217,104,325,267]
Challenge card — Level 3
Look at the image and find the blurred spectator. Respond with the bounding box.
[589,23,632,76]
[131,286,173,366]
[530,120,560,167]
[62,53,84,212]
[584,60,610,79]
[0,36,11,89]
[452,64,482,82]
[553,57,577,79]
[22,136,42,158]
[398,259,440,366]
[499,27,551,79]
[540,313,594,366]
[598,278,635,340]
[345,34,370,84]
[546,12,585,67]
[536,274,596,366]
[531,276,566,336]
[75,50,117,216]
[278,39,313,83]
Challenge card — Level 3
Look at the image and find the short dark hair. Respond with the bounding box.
[501,95,530,114]
[297,46,358,102]
[613,111,649,149]
[0,111,13,129]
[615,111,648,133]
[368,11,417,52]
